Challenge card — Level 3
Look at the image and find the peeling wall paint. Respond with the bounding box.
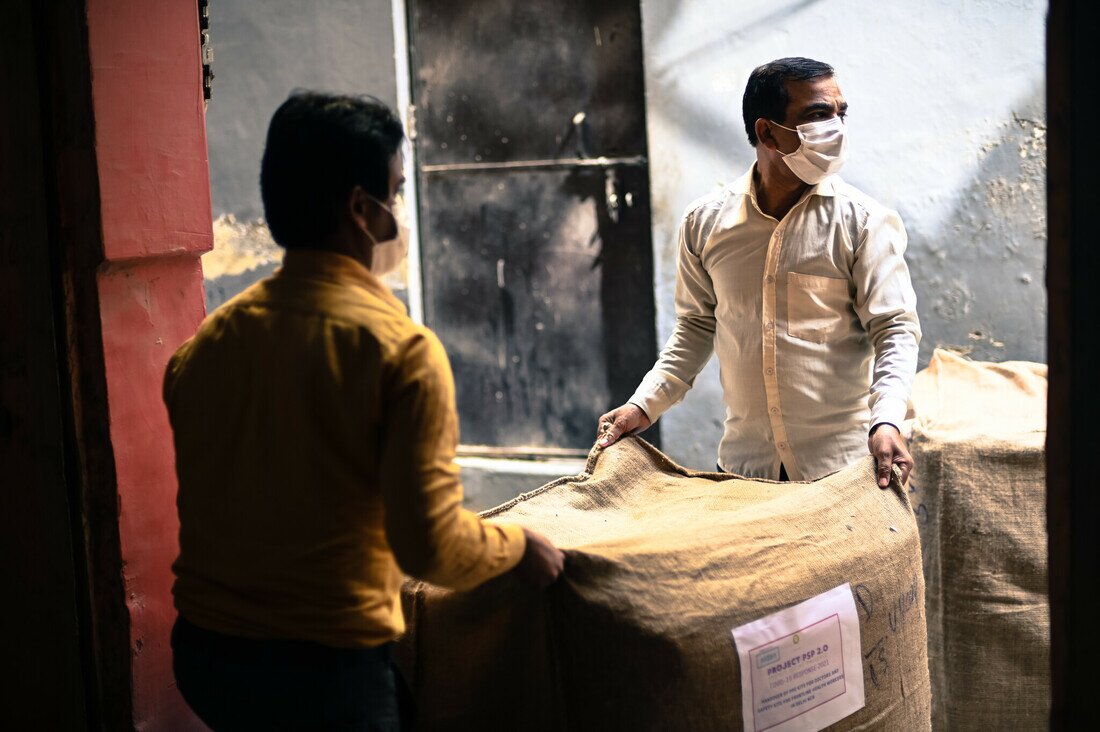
[202,214,411,313]
[639,0,1048,468]
[910,111,1046,361]
[203,216,283,311]
[204,215,282,280]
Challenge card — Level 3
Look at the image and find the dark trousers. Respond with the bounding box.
[172,616,411,731]
[717,463,790,480]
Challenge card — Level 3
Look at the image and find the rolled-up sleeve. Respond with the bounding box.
[378,329,525,590]
[851,207,922,431]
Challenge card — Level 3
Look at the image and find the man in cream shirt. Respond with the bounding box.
[599,57,920,487]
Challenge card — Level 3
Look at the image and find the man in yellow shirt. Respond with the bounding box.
[165,92,563,730]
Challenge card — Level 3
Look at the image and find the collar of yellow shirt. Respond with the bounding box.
[279,249,407,315]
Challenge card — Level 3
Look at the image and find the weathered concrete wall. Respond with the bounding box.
[639,0,1047,468]
[203,0,398,310]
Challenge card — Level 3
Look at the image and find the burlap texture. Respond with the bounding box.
[397,437,930,731]
[908,349,1049,730]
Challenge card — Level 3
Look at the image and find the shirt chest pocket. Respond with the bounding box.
[786,272,850,343]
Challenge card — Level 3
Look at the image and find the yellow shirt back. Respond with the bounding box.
[165,250,524,648]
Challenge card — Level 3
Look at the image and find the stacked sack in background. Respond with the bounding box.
[397,437,930,731]
[908,349,1049,730]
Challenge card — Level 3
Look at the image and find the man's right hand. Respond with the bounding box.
[596,403,651,447]
[514,529,564,589]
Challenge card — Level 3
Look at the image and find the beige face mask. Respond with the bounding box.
[364,195,410,276]
[772,116,848,184]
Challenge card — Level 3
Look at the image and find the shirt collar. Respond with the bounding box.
[734,161,840,201]
[278,249,408,314]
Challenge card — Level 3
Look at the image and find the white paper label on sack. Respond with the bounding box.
[731,583,865,732]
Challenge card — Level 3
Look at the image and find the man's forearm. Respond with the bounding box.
[868,328,920,429]
[628,314,716,422]
[383,460,526,590]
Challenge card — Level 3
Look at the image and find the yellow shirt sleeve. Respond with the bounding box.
[379,327,526,590]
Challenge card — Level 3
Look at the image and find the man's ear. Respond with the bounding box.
[755,118,778,151]
[348,185,371,235]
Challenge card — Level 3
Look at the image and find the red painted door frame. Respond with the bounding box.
[85,0,211,727]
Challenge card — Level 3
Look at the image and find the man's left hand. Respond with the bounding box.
[868,423,914,489]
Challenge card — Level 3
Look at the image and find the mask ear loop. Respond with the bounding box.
[365,194,399,242]
[767,120,803,157]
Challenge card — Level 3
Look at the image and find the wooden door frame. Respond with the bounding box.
[391,0,426,324]
[1046,0,1100,727]
[9,1,213,728]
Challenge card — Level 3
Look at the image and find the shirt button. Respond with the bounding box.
[766,275,775,284]
[778,442,787,450]
[766,367,775,375]
[765,321,775,330]
[770,407,779,414]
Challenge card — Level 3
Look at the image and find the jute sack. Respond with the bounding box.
[396,437,930,731]
[908,349,1049,730]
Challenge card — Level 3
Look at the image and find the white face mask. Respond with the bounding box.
[772,116,848,184]
[365,195,410,277]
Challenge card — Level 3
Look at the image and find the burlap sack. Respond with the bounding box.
[397,437,930,730]
[908,349,1049,730]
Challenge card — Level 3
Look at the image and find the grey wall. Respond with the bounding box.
[203,0,398,309]
[207,0,397,219]
[639,0,1047,468]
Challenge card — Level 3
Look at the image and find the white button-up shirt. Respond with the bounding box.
[630,164,921,480]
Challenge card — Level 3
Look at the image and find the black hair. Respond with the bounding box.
[260,91,405,248]
[742,57,834,147]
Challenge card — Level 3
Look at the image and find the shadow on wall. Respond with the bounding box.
[640,1,1047,370]
[644,71,1046,369]
[904,85,1046,366]
[645,0,825,80]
